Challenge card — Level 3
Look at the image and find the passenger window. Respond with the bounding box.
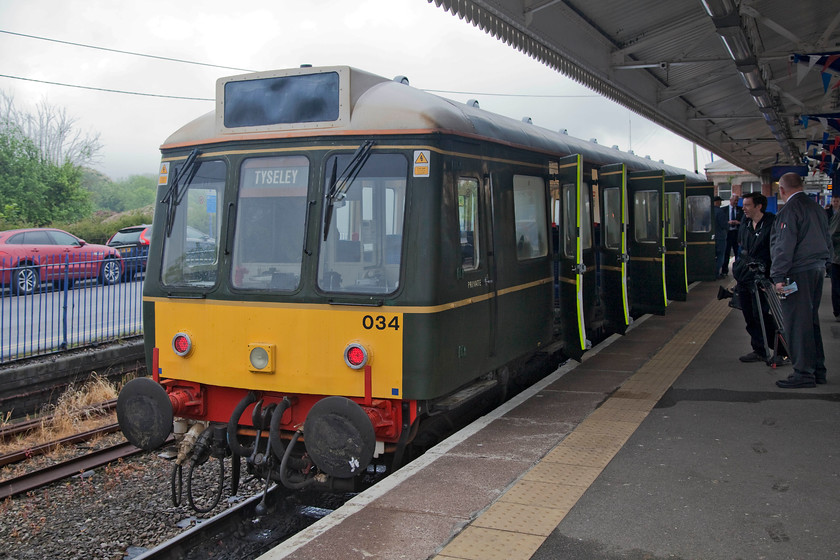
[458,178,480,271]
[633,190,660,243]
[513,175,548,260]
[580,185,592,250]
[231,156,308,291]
[50,230,80,246]
[562,184,576,258]
[664,192,682,239]
[686,195,711,233]
[24,231,54,245]
[603,187,621,249]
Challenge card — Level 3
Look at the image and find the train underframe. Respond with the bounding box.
[118,341,569,512]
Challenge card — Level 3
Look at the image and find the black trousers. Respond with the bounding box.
[723,229,739,273]
[738,283,777,356]
[780,268,826,377]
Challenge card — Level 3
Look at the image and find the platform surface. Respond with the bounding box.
[260,279,840,560]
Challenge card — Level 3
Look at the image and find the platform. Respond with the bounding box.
[259,279,840,560]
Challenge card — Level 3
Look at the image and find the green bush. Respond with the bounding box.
[55,211,153,245]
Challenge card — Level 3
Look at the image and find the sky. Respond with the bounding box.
[0,0,716,181]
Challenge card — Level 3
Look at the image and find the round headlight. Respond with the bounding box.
[250,346,269,370]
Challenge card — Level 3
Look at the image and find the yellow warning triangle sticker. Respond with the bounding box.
[415,152,428,164]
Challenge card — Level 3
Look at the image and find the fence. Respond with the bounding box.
[0,255,144,364]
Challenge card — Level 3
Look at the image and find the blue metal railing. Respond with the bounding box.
[0,254,144,364]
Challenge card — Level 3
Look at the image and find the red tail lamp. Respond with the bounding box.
[172,332,192,356]
[344,343,369,369]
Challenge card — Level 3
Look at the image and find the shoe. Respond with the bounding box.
[767,355,790,367]
[815,376,827,385]
[739,352,766,363]
[776,374,816,389]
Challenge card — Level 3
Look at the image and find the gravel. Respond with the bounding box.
[0,434,265,560]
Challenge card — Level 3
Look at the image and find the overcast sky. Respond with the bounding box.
[0,0,716,181]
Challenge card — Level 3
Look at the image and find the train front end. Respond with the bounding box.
[117,66,423,494]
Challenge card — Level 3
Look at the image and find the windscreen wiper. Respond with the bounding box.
[323,140,375,240]
[160,148,201,237]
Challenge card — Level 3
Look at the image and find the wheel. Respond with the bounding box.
[12,265,39,295]
[99,258,122,285]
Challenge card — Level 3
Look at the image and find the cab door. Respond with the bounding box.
[627,170,666,316]
[685,183,716,282]
[552,155,588,359]
[664,175,687,302]
[598,163,630,334]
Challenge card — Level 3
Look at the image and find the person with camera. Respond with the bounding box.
[733,192,777,363]
[770,173,831,388]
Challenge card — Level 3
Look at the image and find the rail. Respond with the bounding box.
[0,255,144,364]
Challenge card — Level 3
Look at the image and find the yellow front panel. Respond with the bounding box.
[151,298,403,398]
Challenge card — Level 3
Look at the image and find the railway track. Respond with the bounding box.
[0,422,121,468]
[0,435,172,500]
[135,484,348,560]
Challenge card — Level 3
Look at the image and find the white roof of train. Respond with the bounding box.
[162,65,705,182]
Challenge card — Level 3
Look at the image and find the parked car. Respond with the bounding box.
[0,228,123,295]
[107,224,151,280]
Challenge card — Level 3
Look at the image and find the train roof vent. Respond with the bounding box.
[300,64,312,68]
[628,150,635,155]
[467,99,480,108]
[659,159,665,163]
[393,75,410,85]
[645,155,652,159]
[589,138,598,144]
[559,129,568,135]
[612,145,619,150]
[522,117,533,124]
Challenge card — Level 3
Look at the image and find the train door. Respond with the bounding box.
[580,174,598,336]
[685,183,716,282]
[552,155,588,359]
[627,170,666,316]
[481,173,498,358]
[664,175,687,302]
[598,163,630,334]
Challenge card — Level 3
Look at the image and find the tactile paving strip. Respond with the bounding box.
[435,296,730,559]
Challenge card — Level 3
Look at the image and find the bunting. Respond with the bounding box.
[801,123,840,177]
[791,52,840,92]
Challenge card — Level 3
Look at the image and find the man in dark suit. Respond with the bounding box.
[770,173,831,388]
[714,196,728,278]
[722,194,743,275]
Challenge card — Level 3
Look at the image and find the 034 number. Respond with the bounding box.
[362,315,400,331]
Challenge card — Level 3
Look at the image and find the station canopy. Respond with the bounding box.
[430,0,840,177]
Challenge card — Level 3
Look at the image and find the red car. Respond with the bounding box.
[0,228,123,295]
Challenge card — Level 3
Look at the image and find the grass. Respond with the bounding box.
[0,373,120,458]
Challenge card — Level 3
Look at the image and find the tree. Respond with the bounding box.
[0,91,93,227]
[1,91,101,167]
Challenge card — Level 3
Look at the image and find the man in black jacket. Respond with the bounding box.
[770,173,831,388]
[733,193,777,363]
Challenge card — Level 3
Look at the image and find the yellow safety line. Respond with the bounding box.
[435,294,731,560]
